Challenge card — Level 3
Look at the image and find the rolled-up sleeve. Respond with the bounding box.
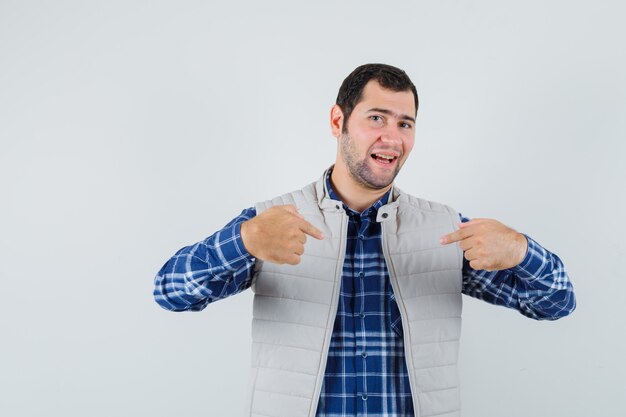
[460,213,576,320]
[153,207,258,312]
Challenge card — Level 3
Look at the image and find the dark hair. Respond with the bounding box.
[335,63,418,133]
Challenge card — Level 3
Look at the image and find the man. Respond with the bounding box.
[153,63,576,417]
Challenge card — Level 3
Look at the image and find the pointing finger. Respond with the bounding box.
[440,227,470,245]
[298,219,324,240]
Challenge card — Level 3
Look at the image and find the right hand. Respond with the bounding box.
[240,204,324,265]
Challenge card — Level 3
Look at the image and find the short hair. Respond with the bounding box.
[335,63,418,133]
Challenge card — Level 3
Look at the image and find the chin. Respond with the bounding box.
[359,173,396,190]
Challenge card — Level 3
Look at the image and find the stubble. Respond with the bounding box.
[339,133,401,190]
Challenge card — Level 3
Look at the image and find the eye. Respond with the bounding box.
[369,115,383,123]
[400,122,413,129]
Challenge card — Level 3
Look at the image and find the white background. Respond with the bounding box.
[1,1,624,416]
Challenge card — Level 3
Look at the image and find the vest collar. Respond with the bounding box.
[315,164,401,223]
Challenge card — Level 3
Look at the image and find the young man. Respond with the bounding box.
[153,63,576,417]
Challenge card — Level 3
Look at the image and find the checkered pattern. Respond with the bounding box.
[154,171,576,416]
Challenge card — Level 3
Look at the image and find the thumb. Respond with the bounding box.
[283,204,305,219]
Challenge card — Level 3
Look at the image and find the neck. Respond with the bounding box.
[329,164,392,213]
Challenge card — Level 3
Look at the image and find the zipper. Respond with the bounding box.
[309,211,348,417]
[381,220,421,417]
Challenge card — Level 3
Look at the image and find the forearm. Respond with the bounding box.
[462,234,576,320]
[153,207,257,312]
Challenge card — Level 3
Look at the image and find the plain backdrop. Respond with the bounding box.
[1,1,625,416]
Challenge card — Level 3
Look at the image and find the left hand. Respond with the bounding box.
[440,218,528,271]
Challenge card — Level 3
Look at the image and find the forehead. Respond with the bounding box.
[355,80,415,116]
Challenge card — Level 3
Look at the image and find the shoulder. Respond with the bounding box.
[394,185,459,218]
[254,180,319,214]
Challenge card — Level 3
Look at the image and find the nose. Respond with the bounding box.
[380,127,403,146]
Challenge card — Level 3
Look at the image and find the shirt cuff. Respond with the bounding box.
[511,233,545,279]
[218,220,256,269]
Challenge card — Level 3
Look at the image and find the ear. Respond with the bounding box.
[330,104,344,138]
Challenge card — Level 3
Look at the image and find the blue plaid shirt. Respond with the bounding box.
[154,171,576,416]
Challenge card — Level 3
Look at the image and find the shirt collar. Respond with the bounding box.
[325,167,391,218]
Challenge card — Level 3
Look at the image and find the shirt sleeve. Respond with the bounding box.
[153,207,258,312]
[458,213,577,321]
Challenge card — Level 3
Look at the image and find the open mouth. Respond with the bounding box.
[370,153,398,165]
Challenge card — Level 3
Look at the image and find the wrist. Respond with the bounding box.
[513,232,529,267]
[239,220,256,258]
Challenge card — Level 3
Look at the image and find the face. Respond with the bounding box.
[333,80,416,189]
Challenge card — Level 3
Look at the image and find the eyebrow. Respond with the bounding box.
[366,108,416,123]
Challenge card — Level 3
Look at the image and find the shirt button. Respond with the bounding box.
[382,212,388,219]
[361,394,368,401]
[359,312,365,319]
[358,235,364,240]
[361,351,368,358]
[358,271,364,277]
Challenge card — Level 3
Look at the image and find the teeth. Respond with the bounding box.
[375,153,395,160]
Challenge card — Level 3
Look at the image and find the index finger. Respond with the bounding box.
[297,218,324,240]
[440,227,471,245]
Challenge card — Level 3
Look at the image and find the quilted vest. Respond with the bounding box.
[245,166,464,417]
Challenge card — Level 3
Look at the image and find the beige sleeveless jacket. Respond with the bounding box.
[246,166,464,417]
